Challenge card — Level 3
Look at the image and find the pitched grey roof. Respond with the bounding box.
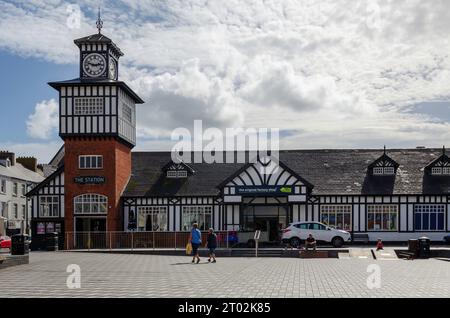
[123,148,450,197]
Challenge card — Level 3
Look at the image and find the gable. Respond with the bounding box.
[218,157,313,197]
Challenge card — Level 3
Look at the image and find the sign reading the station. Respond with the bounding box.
[235,186,293,196]
[74,176,106,185]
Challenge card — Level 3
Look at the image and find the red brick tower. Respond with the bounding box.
[48,16,144,237]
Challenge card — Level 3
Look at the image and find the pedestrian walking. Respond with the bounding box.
[188,223,202,264]
[206,228,217,263]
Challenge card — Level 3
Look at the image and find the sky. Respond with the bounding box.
[1,0,450,163]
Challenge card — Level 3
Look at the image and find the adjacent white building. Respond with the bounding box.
[0,152,44,236]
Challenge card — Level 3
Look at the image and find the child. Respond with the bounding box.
[206,228,217,263]
[376,239,384,251]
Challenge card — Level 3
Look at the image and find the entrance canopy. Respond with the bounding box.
[218,157,313,203]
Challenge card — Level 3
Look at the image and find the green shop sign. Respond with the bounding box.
[235,186,293,196]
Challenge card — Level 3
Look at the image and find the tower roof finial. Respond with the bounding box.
[96,7,103,34]
[443,145,446,155]
[383,145,386,155]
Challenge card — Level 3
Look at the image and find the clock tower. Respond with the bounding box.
[48,12,144,242]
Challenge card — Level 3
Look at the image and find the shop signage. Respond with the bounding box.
[235,186,293,196]
[74,176,105,185]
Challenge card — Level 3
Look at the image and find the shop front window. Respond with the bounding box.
[367,205,398,231]
[182,206,212,231]
[320,205,352,231]
[137,206,168,231]
[414,205,445,231]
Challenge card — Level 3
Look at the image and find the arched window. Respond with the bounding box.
[74,194,107,214]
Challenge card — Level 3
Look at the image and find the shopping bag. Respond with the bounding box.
[186,243,192,255]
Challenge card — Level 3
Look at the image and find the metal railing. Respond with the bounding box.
[64,231,233,250]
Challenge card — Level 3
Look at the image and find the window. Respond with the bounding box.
[373,167,395,175]
[294,223,309,230]
[21,184,26,196]
[122,104,132,122]
[74,194,107,214]
[309,223,326,230]
[414,205,445,231]
[367,205,398,231]
[21,205,26,219]
[182,206,212,231]
[0,179,5,194]
[432,167,450,175]
[320,205,352,231]
[79,155,103,169]
[39,196,59,217]
[137,206,168,231]
[74,97,104,115]
[166,170,188,178]
[12,183,18,196]
[13,204,18,219]
[0,202,6,217]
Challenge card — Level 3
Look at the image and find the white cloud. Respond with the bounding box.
[2,0,450,151]
[26,99,59,140]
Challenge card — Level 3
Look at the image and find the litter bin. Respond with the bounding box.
[11,234,30,255]
[408,239,420,258]
[45,232,59,251]
[418,237,431,259]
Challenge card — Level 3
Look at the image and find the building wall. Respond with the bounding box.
[0,175,34,235]
[64,137,131,234]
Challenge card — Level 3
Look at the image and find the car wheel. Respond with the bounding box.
[290,237,301,248]
[332,237,344,248]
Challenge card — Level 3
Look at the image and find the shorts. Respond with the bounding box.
[191,242,200,255]
[208,247,216,254]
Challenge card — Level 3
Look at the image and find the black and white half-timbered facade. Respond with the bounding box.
[119,149,450,242]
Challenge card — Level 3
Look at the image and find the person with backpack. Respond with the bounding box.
[206,228,217,263]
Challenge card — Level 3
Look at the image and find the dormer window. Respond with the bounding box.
[167,170,188,178]
[163,160,194,179]
[369,148,399,176]
[426,147,450,176]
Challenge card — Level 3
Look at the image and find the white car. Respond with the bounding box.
[281,222,351,248]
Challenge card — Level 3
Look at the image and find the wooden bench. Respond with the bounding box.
[352,234,369,244]
[299,250,329,259]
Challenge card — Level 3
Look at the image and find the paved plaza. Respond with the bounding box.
[1,252,450,298]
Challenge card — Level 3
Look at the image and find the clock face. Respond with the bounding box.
[83,53,106,77]
[109,59,117,80]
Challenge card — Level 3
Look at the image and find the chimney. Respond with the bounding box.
[0,151,16,165]
[17,156,38,172]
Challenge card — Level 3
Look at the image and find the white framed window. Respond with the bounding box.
[39,196,59,217]
[373,167,395,175]
[79,155,103,169]
[13,203,18,219]
[414,205,445,231]
[122,103,132,122]
[182,206,212,231]
[21,205,26,219]
[137,206,168,231]
[166,170,188,178]
[443,167,450,175]
[21,184,26,196]
[320,205,352,231]
[0,179,6,194]
[12,182,18,196]
[367,205,398,231]
[74,97,104,115]
[0,202,6,218]
[74,194,107,214]
[432,167,443,175]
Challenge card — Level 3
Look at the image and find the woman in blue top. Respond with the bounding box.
[189,223,202,264]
